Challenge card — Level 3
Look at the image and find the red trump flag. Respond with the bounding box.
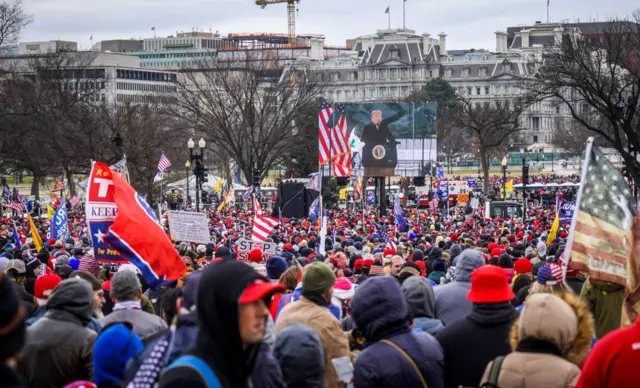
[90,162,186,283]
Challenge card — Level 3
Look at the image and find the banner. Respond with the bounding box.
[78,157,129,191]
[167,211,210,244]
[235,238,277,263]
[49,197,69,241]
[86,161,123,262]
[559,200,576,222]
[437,183,449,201]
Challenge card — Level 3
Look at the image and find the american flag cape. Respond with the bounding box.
[318,102,352,177]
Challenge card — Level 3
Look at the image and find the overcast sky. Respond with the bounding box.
[20,0,638,51]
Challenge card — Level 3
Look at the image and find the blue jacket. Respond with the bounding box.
[350,277,444,388]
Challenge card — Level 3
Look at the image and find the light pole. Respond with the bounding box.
[185,160,191,210]
[501,156,508,199]
[477,149,481,175]
[188,138,207,212]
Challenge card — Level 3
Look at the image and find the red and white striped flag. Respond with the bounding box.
[53,176,65,192]
[429,197,439,212]
[253,196,262,215]
[157,153,171,172]
[70,193,80,208]
[252,215,279,242]
[318,102,352,177]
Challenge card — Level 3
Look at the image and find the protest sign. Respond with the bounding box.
[235,238,277,263]
[167,211,210,244]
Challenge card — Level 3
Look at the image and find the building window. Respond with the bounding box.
[479,67,487,76]
[390,48,399,59]
[390,69,398,79]
[429,70,433,78]
[379,87,386,97]
[445,69,452,77]
[462,68,470,77]
[485,86,490,95]
[503,63,511,72]
[331,73,339,81]
[401,68,408,78]
[476,87,481,95]
[532,117,540,130]
[467,87,472,95]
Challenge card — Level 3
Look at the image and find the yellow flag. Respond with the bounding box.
[28,213,43,253]
[547,211,560,245]
[505,179,514,193]
[339,188,347,200]
[47,203,55,219]
[213,179,223,193]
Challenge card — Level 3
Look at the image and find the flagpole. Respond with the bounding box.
[402,0,406,29]
[546,0,550,23]
[388,6,391,29]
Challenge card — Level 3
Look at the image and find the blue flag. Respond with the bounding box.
[367,190,375,205]
[2,183,9,203]
[437,165,445,180]
[394,195,407,232]
[50,197,69,241]
[466,177,477,188]
[308,197,319,221]
[11,223,22,249]
[437,183,449,201]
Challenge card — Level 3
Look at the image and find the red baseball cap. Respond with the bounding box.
[34,274,62,303]
[238,279,286,305]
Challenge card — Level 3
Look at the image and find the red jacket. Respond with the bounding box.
[577,320,640,388]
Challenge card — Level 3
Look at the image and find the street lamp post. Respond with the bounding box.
[185,160,191,210]
[501,156,508,199]
[188,138,207,212]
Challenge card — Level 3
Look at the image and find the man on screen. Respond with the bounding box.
[361,110,398,168]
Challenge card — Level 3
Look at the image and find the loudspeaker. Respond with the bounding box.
[413,176,425,187]
[278,182,307,219]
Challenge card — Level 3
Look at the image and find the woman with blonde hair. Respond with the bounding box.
[480,291,594,387]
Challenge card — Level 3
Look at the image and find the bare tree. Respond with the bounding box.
[168,56,324,185]
[0,0,32,53]
[454,97,524,193]
[529,14,640,182]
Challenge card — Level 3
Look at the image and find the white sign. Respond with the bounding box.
[235,238,277,255]
[167,211,210,244]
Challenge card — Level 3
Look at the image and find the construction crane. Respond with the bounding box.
[255,0,300,45]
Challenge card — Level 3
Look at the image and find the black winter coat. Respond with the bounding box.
[435,302,516,388]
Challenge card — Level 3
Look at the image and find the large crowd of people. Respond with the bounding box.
[0,174,637,388]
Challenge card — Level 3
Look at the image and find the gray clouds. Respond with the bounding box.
[20,0,639,51]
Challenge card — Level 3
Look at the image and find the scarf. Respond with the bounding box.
[113,300,141,311]
[301,289,330,308]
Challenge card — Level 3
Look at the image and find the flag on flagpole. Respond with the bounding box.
[385,6,390,13]
[394,195,406,232]
[97,161,187,284]
[53,176,65,192]
[563,139,637,322]
[252,214,279,242]
[69,193,81,208]
[28,213,43,253]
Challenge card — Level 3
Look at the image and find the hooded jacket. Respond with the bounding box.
[19,278,97,387]
[159,260,272,388]
[401,276,444,335]
[273,323,325,388]
[351,277,444,388]
[433,249,484,326]
[436,301,517,388]
[481,292,594,388]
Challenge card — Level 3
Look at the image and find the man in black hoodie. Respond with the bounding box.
[159,260,285,388]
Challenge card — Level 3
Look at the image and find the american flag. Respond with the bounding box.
[69,193,80,208]
[429,197,439,212]
[243,186,253,201]
[131,326,175,388]
[53,176,65,192]
[157,153,171,172]
[252,214,279,242]
[318,102,352,177]
[375,223,397,251]
[563,142,639,322]
[253,195,262,215]
[4,188,25,212]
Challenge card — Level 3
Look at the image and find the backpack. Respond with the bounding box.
[161,355,221,388]
[479,356,505,388]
